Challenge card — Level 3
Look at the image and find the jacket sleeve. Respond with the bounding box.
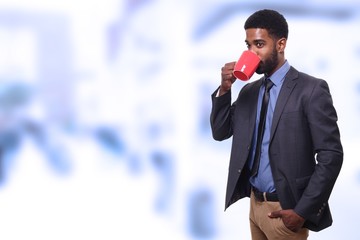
[294,79,343,226]
[210,87,234,141]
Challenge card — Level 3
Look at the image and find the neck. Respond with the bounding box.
[267,57,285,77]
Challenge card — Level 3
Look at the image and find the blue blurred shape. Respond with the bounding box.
[44,144,71,175]
[151,150,174,213]
[0,130,21,185]
[94,126,125,155]
[0,82,32,110]
[187,187,216,238]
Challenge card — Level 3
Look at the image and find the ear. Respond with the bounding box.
[277,38,287,53]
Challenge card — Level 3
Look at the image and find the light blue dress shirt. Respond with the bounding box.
[249,60,290,192]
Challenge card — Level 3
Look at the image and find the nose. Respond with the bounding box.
[248,48,257,55]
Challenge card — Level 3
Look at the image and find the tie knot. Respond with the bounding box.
[265,78,274,92]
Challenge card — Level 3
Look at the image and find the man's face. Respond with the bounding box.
[245,28,282,76]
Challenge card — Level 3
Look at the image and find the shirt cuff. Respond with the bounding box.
[216,89,221,97]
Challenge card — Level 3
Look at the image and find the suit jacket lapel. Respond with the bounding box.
[270,67,298,142]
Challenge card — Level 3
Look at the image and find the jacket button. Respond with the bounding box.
[238,169,242,173]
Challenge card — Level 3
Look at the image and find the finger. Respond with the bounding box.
[223,62,236,71]
[225,73,235,79]
[222,67,234,76]
[222,73,235,82]
[224,61,236,68]
[268,210,282,218]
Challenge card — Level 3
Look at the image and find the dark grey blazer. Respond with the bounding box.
[210,66,343,232]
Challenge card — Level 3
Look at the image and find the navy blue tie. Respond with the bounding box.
[251,78,274,177]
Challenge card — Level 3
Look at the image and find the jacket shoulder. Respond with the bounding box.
[288,66,326,84]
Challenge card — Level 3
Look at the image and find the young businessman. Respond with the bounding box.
[210,9,343,239]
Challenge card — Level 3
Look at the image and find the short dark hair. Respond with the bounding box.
[244,9,288,40]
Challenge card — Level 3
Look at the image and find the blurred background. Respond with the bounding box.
[0,0,359,239]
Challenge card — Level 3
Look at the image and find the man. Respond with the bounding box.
[210,9,343,239]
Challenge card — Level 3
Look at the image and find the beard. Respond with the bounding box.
[255,46,279,75]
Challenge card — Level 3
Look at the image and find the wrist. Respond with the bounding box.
[219,86,230,96]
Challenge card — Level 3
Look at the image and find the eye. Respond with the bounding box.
[245,43,250,49]
[256,42,264,48]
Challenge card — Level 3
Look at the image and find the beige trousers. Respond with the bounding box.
[249,191,309,240]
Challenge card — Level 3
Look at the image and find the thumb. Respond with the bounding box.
[268,210,282,218]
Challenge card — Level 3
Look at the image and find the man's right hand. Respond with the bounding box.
[219,61,237,96]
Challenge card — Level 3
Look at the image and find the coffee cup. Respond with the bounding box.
[233,50,260,81]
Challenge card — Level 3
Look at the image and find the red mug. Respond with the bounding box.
[233,50,260,81]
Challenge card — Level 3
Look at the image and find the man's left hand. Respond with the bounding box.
[268,209,305,232]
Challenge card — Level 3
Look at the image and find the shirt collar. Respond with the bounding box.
[265,60,290,86]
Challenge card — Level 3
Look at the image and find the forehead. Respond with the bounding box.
[245,28,272,42]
